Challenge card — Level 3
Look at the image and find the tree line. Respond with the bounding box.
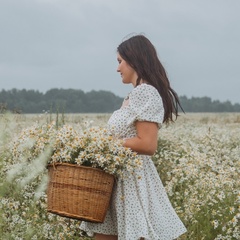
[0,88,239,113]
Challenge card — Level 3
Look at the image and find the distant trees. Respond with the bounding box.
[0,88,123,113]
[180,96,240,112]
[0,88,239,113]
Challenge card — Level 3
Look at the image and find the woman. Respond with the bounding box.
[80,34,187,240]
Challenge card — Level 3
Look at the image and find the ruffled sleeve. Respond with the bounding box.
[127,84,164,126]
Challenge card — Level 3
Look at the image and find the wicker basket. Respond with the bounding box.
[47,163,115,223]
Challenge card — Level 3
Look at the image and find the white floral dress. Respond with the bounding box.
[80,84,187,240]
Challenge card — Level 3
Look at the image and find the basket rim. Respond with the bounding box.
[47,162,114,176]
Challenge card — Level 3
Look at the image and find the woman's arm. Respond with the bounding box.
[123,121,158,155]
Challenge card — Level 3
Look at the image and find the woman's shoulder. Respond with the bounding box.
[130,83,159,98]
[128,83,164,124]
[128,83,163,110]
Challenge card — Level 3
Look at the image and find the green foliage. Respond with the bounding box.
[180,96,240,112]
[0,88,123,113]
[1,89,240,113]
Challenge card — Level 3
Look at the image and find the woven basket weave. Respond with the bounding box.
[47,163,115,223]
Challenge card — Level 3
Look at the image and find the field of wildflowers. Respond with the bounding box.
[0,112,239,239]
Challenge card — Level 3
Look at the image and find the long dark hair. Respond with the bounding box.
[117,34,184,124]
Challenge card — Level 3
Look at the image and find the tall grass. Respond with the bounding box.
[153,113,240,239]
[0,112,239,239]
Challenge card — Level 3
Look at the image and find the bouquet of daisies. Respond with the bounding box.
[9,122,141,178]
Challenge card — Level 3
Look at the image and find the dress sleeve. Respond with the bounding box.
[127,84,164,126]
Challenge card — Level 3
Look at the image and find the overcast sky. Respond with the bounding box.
[1,0,239,103]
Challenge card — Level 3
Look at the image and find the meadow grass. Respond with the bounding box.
[0,112,239,239]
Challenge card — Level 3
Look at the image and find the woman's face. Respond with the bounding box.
[117,53,137,85]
